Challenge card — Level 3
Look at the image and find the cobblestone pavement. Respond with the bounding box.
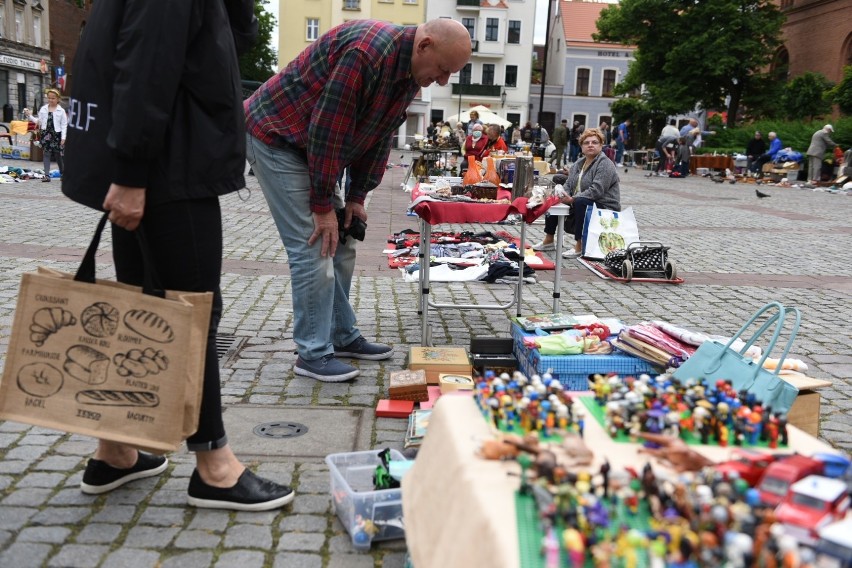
[0,154,850,567]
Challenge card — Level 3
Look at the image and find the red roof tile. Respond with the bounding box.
[560,1,634,49]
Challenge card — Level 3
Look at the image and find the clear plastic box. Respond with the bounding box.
[326,449,406,552]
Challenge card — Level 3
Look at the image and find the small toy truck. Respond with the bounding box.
[775,475,850,546]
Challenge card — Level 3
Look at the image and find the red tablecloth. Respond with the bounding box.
[411,185,560,225]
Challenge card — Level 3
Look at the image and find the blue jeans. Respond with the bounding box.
[615,139,625,164]
[246,134,360,361]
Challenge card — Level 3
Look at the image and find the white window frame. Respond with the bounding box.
[482,63,495,86]
[14,8,23,42]
[600,68,618,97]
[485,18,498,42]
[507,20,521,44]
[306,18,319,41]
[572,113,588,127]
[504,64,518,88]
[33,13,41,48]
[575,67,591,96]
[461,17,475,40]
[402,0,417,4]
[343,0,360,10]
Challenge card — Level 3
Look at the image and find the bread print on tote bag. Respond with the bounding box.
[123,310,175,343]
[80,301,120,338]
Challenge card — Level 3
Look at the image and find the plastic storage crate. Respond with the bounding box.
[326,449,406,552]
[510,323,660,389]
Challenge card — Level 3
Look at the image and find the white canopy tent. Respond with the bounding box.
[444,105,511,128]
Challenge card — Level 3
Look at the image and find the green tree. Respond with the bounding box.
[594,0,785,128]
[239,0,278,83]
[827,65,852,115]
[780,72,834,121]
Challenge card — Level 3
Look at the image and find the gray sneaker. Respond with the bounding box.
[294,355,359,382]
[334,336,393,360]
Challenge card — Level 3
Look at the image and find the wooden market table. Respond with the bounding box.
[402,394,839,568]
[690,154,735,174]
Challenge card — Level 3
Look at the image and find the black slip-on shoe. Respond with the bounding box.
[80,453,168,495]
[187,468,295,512]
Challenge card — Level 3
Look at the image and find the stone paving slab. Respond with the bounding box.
[0,154,849,566]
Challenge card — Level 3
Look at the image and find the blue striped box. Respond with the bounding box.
[510,323,660,390]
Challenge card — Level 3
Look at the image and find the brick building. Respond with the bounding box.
[48,0,91,96]
[774,0,852,84]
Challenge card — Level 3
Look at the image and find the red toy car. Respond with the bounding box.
[757,454,824,507]
[775,475,850,546]
[716,448,781,487]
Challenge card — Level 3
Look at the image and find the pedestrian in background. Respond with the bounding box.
[466,110,484,136]
[551,119,569,169]
[568,121,582,163]
[806,124,836,183]
[245,19,471,382]
[745,131,766,174]
[615,119,630,165]
[62,0,294,510]
[25,88,66,181]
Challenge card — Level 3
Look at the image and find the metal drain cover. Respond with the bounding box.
[252,421,309,439]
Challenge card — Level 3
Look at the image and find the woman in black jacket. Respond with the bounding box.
[62,0,294,511]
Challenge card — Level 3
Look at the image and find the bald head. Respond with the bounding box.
[411,19,472,88]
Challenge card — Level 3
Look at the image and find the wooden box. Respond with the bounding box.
[408,347,471,385]
[389,369,429,402]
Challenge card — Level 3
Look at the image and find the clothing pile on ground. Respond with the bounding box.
[0,165,56,182]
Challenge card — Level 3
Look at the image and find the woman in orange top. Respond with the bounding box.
[483,124,508,156]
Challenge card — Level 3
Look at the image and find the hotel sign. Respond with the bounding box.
[597,51,631,57]
[0,54,42,71]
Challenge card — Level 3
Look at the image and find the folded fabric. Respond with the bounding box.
[626,323,695,359]
[650,320,709,346]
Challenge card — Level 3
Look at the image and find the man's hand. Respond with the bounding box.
[342,201,367,230]
[103,183,146,231]
[309,210,340,257]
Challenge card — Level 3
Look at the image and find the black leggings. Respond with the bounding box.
[543,197,594,241]
[111,198,226,451]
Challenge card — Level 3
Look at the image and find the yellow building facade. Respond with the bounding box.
[277,0,426,70]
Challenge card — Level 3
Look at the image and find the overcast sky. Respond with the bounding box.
[265,0,550,50]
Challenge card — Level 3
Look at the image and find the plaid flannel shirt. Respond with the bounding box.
[245,21,419,213]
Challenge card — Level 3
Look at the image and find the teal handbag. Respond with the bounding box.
[673,302,800,414]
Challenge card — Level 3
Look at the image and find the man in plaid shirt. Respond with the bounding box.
[245,19,471,382]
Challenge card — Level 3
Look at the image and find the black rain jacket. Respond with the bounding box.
[62,0,257,210]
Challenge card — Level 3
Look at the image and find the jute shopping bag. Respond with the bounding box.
[0,214,211,453]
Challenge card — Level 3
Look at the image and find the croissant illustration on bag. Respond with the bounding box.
[29,307,77,347]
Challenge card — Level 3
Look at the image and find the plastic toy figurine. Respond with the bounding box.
[562,526,585,566]
[541,526,560,568]
[767,414,780,449]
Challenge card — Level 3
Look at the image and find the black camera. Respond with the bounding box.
[336,209,367,243]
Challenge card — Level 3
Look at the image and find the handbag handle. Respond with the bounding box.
[701,302,786,380]
[74,213,165,298]
[740,307,801,395]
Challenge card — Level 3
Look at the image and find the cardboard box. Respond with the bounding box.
[408,346,471,385]
[389,369,428,402]
[782,375,831,438]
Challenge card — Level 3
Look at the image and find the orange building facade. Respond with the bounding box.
[774,0,852,84]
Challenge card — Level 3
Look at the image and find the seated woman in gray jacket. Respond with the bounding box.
[557,128,621,258]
